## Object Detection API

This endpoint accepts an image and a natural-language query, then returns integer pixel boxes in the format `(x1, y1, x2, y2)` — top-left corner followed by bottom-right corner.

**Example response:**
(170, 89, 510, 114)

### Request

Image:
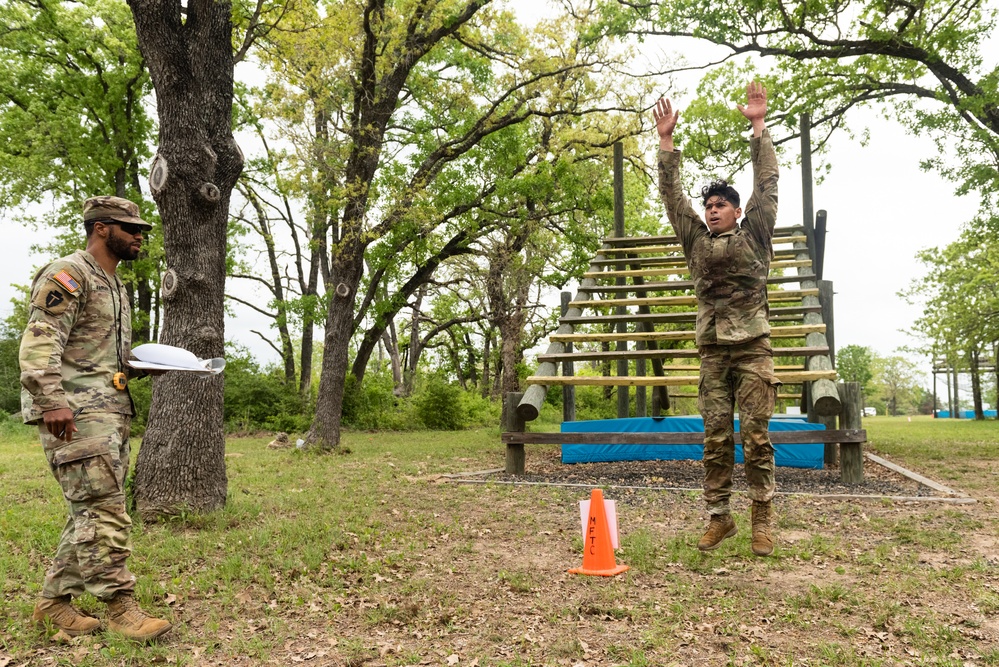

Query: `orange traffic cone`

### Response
(569, 488, 629, 577)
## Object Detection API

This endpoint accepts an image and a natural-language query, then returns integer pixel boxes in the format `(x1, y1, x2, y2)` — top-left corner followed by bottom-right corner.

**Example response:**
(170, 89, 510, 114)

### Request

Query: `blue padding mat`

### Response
(561, 416, 825, 469)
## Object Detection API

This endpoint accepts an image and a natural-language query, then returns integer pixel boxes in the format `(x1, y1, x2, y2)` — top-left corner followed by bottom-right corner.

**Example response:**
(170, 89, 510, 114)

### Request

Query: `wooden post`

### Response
(814, 210, 827, 281)
(818, 279, 835, 369)
(811, 411, 839, 467)
(839, 382, 863, 484)
(793, 240, 840, 416)
(561, 292, 575, 423)
(952, 358, 960, 418)
(517, 247, 609, 421)
(932, 367, 937, 418)
(800, 113, 816, 260)
(505, 392, 526, 474)
(636, 345, 647, 417)
(614, 142, 628, 419)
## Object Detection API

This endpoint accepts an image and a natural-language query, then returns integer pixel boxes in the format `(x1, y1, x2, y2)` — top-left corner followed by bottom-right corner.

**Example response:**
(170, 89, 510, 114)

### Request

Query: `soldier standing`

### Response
(654, 82, 780, 556)
(20, 196, 173, 640)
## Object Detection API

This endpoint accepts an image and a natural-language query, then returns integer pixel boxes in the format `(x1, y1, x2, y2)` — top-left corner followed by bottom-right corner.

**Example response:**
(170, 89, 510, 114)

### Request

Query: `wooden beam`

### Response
(589, 247, 801, 267)
(549, 324, 826, 344)
(601, 226, 805, 246)
(537, 346, 830, 363)
(577, 274, 817, 294)
(669, 392, 804, 399)
(571, 288, 819, 309)
(585, 259, 813, 280)
(559, 304, 821, 326)
(601, 235, 808, 255)
(524, 369, 838, 387)
(502, 428, 867, 445)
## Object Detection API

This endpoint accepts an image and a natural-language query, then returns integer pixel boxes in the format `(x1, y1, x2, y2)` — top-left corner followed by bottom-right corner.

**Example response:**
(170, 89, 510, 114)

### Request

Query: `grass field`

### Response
(1, 414, 996, 666)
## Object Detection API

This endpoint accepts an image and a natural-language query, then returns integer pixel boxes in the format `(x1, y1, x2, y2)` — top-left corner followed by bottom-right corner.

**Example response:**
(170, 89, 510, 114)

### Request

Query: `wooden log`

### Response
(812, 412, 839, 467)
(794, 241, 841, 416)
(504, 392, 526, 474)
(584, 258, 813, 280)
(839, 382, 864, 484)
(819, 279, 835, 368)
(538, 346, 830, 363)
(614, 147, 629, 420)
(589, 246, 800, 266)
(600, 225, 804, 246)
(501, 428, 867, 445)
(602, 235, 808, 255)
(675, 392, 804, 400)
(524, 369, 837, 387)
(577, 273, 817, 294)
(560, 292, 575, 423)
(570, 288, 819, 309)
(559, 304, 821, 326)
(550, 323, 826, 344)
(516, 248, 609, 422)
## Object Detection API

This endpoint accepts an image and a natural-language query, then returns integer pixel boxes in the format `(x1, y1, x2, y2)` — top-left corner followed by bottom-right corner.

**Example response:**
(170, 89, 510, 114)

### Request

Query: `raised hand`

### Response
(653, 97, 680, 151)
(736, 81, 767, 135)
(653, 97, 679, 138)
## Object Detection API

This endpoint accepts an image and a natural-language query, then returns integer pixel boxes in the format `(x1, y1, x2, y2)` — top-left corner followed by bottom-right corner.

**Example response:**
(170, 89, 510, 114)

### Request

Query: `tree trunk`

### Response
(481, 330, 492, 399)
(971, 348, 984, 420)
(128, 2, 243, 518)
(306, 242, 363, 452)
(464, 332, 479, 388)
(381, 326, 403, 388)
(134, 278, 152, 344)
(952, 352, 961, 418)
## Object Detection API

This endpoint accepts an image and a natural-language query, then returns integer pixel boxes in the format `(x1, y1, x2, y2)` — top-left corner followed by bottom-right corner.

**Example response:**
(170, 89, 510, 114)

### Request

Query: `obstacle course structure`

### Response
(503, 140, 867, 484)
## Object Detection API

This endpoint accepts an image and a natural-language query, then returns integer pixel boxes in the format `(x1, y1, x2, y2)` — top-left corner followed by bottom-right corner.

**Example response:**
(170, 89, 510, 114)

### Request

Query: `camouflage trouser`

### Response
(698, 336, 781, 515)
(38, 412, 136, 600)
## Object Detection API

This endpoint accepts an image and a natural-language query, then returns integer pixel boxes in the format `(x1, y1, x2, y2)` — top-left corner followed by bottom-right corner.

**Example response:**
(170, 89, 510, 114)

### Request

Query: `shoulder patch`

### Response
(32, 283, 74, 316)
(52, 269, 81, 293)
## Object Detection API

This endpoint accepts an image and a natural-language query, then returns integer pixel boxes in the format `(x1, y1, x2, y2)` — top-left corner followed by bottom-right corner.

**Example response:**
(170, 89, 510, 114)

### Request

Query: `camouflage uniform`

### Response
(21, 242, 139, 600)
(658, 130, 780, 515)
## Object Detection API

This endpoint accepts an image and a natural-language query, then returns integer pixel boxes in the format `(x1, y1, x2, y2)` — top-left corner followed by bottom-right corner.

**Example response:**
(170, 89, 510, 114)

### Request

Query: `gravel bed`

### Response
(480, 446, 937, 498)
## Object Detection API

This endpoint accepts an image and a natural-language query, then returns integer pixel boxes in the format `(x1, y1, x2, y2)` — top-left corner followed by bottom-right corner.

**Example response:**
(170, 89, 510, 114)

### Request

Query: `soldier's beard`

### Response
(106, 231, 141, 261)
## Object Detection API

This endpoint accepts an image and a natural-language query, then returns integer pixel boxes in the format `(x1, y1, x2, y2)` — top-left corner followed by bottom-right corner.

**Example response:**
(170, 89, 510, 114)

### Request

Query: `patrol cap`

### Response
(82, 196, 153, 230)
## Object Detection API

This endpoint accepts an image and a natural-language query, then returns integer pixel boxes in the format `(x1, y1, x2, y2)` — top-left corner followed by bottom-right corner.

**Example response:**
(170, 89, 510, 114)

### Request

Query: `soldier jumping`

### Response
(20, 196, 173, 640)
(654, 82, 781, 556)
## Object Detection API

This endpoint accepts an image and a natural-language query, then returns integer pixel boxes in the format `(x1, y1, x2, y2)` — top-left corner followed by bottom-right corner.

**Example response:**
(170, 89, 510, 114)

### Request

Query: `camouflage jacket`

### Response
(658, 130, 779, 346)
(20, 250, 134, 423)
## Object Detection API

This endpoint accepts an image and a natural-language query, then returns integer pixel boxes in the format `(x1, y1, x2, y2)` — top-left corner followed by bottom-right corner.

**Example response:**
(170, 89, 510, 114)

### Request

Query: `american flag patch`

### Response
(53, 270, 80, 293)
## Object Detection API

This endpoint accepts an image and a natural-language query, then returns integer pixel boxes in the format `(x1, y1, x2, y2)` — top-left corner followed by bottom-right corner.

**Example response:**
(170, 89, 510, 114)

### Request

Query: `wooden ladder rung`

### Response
(571, 288, 819, 309)
(577, 274, 817, 294)
(537, 346, 830, 363)
(524, 369, 837, 387)
(584, 259, 813, 280)
(549, 324, 826, 344)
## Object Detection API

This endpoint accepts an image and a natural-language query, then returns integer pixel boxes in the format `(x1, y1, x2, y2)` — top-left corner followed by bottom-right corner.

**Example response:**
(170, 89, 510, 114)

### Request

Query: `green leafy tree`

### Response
(903, 215, 999, 419)
(0, 0, 161, 339)
(126, 1, 285, 517)
(246, 0, 653, 452)
(837, 344, 875, 398)
(594, 0, 999, 201)
(871, 354, 923, 416)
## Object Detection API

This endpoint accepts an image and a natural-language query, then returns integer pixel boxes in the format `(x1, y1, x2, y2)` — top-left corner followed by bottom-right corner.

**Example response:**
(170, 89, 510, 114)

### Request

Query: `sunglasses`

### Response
(97, 220, 146, 236)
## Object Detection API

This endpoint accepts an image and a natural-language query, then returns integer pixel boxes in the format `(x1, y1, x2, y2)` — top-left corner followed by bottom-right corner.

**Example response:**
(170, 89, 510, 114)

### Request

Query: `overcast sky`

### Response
(0, 1, 984, 387)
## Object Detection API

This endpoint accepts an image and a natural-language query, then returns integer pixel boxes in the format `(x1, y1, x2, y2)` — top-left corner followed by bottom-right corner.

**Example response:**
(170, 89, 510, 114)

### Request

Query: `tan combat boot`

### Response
(32, 596, 102, 636)
(697, 513, 737, 551)
(105, 592, 172, 641)
(751, 500, 774, 556)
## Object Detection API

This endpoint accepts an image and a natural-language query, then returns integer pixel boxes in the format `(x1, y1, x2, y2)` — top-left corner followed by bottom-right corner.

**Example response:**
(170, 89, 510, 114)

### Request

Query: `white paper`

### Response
(128, 343, 225, 376)
(579, 498, 620, 549)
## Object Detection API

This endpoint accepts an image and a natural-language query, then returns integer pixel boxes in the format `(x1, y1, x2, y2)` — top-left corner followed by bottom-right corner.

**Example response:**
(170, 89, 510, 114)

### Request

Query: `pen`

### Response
(57, 408, 85, 439)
